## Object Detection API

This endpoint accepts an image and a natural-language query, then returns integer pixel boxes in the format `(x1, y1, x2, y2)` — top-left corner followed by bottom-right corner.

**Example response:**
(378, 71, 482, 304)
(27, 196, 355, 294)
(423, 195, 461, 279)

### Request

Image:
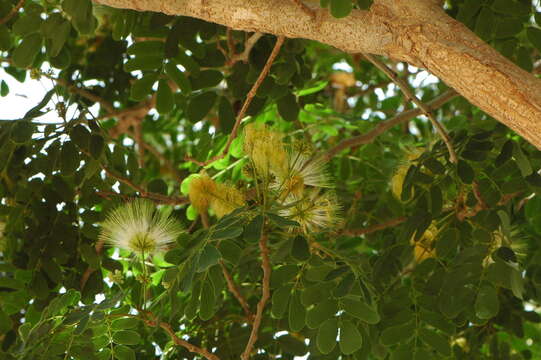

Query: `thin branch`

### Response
(322, 89, 458, 161)
(185, 36, 285, 167)
(457, 190, 522, 221)
(220, 261, 253, 319)
(241, 233, 271, 360)
(100, 165, 188, 205)
(0, 0, 24, 25)
(342, 216, 407, 236)
(362, 54, 458, 163)
(143, 312, 220, 360)
(228, 32, 264, 65)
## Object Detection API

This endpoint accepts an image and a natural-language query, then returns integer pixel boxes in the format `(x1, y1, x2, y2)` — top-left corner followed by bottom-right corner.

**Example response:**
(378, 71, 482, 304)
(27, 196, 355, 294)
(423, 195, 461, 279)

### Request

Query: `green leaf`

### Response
(475, 7, 494, 41)
(13, 13, 42, 37)
(114, 345, 135, 360)
(418, 328, 451, 356)
(10, 121, 34, 144)
(211, 226, 243, 241)
(124, 56, 163, 72)
(512, 142, 532, 177)
(306, 299, 338, 329)
(89, 134, 104, 159)
(156, 80, 174, 114)
(165, 62, 191, 93)
(291, 235, 310, 261)
(277, 93, 299, 121)
(42, 14, 71, 57)
(218, 239, 242, 264)
(187, 92, 217, 123)
(130, 73, 158, 101)
(191, 70, 223, 90)
(436, 227, 459, 259)
(70, 125, 90, 150)
(12, 34, 43, 68)
(277, 334, 308, 356)
(112, 330, 141, 345)
(199, 278, 216, 320)
(60, 141, 80, 175)
(272, 284, 292, 319)
(111, 318, 139, 330)
(317, 318, 338, 354)
(381, 321, 415, 346)
(0, 25, 12, 51)
(218, 96, 235, 133)
(475, 283, 499, 319)
(330, 0, 353, 18)
(527, 27, 541, 52)
(341, 298, 380, 324)
(289, 290, 306, 332)
(197, 245, 222, 272)
(244, 215, 264, 242)
(0, 80, 8, 97)
(127, 41, 164, 56)
(457, 160, 474, 184)
(339, 320, 363, 355)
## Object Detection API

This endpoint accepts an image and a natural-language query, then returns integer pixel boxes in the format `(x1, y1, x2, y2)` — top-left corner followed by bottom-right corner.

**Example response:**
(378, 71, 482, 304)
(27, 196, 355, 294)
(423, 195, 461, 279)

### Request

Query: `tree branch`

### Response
(220, 261, 253, 320)
(94, 0, 541, 152)
(227, 32, 264, 65)
(142, 312, 220, 360)
(322, 89, 458, 161)
(362, 54, 457, 163)
(343, 216, 407, 236)
(241, 233, 271, 360)
(0, 0, 24, 25)
(185, 36, 285, 166)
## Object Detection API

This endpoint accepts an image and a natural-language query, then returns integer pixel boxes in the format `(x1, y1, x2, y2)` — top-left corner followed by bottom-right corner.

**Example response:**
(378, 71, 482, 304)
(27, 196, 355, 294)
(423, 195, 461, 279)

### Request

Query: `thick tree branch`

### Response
(94, 0, 541, 151)
(322, 89, 458, 161)
(241, 233, 271, 360)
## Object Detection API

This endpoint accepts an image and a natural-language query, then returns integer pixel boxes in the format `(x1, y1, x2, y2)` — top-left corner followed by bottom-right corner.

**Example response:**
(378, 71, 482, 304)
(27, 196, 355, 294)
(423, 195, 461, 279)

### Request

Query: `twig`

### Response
(322, 89, 458, 160)
(241, 233, 271, 360)
(362, 54, 458, 163)
(0, 0, 24, 25)
(342, 216, 407, 236)
(100, 165, 188, 205)
(228, 32, 264, 65)
(185, 36, 285, 167)
(457, 191, 522, 221)
(143, 312, 220, 360)
(220, 261, 253, 319)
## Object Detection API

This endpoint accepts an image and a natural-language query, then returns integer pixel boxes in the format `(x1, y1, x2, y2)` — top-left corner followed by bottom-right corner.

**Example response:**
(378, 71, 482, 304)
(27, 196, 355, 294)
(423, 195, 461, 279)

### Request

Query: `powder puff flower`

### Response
(99, 199, 183, 257)
(243, 123, 288, 178)
(278, 190, 340, 234)
(188, 174, 245, 218)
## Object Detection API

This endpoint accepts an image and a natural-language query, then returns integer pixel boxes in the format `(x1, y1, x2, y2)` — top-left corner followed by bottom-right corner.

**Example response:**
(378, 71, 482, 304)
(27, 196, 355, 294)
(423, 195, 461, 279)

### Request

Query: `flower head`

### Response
(243, 123, 287, 178)
(279, 190, 340, 233)
(188, 174, 218, 213)
(99, 199, 183, 257)
(211, 182, 245, 218)
(274, 151, 331, 198)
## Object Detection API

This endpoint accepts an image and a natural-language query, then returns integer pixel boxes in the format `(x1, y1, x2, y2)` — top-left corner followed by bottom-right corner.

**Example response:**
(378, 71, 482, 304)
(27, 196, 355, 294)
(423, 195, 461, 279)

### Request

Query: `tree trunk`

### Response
(94, 0, 541, 150)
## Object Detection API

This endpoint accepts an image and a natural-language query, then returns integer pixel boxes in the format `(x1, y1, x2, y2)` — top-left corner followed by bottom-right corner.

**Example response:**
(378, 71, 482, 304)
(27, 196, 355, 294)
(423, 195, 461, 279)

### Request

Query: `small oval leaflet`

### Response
(339, 320, 363, 355)
(316, 318, 338, 354)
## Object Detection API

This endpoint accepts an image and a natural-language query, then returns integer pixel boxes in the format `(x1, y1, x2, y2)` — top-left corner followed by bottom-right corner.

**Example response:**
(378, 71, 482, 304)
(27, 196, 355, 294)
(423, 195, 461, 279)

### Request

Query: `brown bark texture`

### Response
(93, 0, 541, 150)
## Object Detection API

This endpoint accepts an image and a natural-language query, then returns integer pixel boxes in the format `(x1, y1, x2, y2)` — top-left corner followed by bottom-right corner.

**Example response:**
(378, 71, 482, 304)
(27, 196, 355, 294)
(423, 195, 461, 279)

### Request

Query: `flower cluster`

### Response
(244, 123, 339, 233)
(99, 199, 183, 257)
(188, 174, 245, 218)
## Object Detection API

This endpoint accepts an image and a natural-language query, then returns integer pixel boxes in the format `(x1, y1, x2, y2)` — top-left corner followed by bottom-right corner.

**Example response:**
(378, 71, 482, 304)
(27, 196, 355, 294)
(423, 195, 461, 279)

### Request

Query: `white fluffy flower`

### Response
(99, 199, 183, 256)
(278, 190, 340, 233)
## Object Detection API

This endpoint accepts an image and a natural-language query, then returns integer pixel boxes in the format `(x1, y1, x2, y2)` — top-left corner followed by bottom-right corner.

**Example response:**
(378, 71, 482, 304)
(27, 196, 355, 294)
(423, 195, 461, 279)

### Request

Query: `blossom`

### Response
(411, 222, 438, 262)
(278, 190, 340, 233)
(243, 123, 287, 178)
(188, 174, 245, 218)
(188, 174, 218, 213)
(99, 199, 183, 257)
(273, 151, 331, 198)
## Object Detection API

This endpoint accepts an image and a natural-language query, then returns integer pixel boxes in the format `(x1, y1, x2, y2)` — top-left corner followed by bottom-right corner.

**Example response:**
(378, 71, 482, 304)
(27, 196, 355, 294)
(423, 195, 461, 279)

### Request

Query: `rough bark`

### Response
(93, 0, 541, 150)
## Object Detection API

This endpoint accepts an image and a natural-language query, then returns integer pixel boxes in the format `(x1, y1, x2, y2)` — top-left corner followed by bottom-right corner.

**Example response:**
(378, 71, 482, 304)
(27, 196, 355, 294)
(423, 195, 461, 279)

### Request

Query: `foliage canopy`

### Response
(1, 0, 541, 359)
